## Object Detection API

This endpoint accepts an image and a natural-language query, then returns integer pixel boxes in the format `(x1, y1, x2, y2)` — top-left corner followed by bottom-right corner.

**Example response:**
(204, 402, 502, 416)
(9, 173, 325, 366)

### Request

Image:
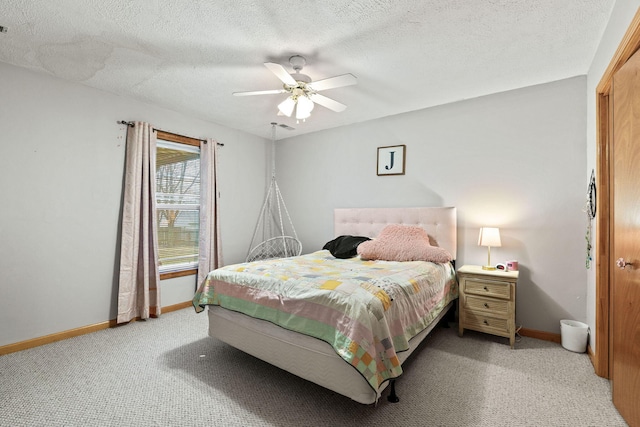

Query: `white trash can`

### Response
(560, 320, 589, 353)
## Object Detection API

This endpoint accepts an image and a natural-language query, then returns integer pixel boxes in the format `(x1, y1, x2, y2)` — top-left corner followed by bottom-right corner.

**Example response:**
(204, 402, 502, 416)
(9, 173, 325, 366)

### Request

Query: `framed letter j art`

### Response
(377, 144, 406, 176)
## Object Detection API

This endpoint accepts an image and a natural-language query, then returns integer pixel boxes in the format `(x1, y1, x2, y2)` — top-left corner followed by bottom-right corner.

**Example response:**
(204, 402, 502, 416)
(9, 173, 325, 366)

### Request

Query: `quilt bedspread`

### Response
(192, 250, 457, 392)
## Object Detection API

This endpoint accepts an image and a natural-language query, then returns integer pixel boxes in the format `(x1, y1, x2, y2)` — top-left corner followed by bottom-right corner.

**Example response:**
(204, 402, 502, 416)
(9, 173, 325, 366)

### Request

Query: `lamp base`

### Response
(482, 265, 497, 271)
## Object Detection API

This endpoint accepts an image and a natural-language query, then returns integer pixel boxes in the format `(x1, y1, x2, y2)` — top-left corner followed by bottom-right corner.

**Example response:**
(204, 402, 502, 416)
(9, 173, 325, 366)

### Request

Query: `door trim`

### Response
(595, 8, 640, 379)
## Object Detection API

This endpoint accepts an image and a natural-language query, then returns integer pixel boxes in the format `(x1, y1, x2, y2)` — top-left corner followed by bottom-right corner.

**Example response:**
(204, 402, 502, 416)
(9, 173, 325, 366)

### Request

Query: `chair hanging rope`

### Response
(246, 123, 301, 262)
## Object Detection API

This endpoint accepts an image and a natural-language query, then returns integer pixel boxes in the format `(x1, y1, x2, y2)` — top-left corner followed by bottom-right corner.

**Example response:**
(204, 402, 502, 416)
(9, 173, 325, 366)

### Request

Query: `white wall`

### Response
(585, 0, 640, 351)
(276, 77, 587, 334)
(0, 62, 268, 346)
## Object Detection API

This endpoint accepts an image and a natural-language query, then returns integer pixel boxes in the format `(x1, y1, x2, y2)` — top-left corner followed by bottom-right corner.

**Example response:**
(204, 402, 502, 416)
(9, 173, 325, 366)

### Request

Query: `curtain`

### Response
(117, 122, 161, 323)
(197, 138, 222, 286)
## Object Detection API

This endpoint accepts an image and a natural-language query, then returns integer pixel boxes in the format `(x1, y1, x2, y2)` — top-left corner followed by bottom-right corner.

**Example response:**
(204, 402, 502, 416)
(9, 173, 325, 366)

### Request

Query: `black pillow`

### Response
(322, 235, 371, 259)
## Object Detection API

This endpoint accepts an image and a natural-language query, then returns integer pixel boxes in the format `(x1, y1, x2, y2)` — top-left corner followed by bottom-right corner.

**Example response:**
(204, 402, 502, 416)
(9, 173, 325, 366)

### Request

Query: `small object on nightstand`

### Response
(457, 264, 519, 348)
(506, 260, 519, 271)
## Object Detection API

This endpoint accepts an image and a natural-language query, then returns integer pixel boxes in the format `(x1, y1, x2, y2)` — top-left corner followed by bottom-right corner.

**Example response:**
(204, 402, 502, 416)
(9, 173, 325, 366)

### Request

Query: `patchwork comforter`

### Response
(192, 250, 458, 392)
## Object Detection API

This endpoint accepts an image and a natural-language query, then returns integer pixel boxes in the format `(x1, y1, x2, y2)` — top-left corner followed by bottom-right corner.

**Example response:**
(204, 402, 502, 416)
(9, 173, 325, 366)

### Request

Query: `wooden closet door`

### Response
(611, 46, 640, 427)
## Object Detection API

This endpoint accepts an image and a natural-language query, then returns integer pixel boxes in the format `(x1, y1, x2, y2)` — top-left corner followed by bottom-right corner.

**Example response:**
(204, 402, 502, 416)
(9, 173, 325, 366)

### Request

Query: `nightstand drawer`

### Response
(464, 295, 508, 315)
(464, 278, 510, 300)
(463, 310, 509, 334)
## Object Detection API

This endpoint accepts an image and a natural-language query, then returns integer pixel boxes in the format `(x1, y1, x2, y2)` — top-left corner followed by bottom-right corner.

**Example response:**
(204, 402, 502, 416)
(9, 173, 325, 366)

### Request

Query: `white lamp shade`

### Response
(295, 95, 314, 120)
(478, 227, 501, 247)
(277, 97, 295, 117)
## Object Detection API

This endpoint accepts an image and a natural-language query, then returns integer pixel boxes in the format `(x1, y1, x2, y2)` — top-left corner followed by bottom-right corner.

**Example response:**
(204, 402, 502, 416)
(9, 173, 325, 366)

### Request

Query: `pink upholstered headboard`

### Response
(334, 207, 457, 260)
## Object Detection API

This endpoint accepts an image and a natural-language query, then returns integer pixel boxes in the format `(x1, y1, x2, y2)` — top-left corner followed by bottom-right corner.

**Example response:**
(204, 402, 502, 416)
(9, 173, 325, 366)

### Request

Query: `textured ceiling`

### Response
(0, 0, 614, 140)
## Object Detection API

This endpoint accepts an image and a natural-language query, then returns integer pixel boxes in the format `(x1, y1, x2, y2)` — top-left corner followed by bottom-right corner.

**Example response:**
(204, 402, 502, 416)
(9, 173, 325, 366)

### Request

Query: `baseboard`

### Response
(0, 301, 192, 356)
(0, 309, 574, 356)
(518, 327, 561, 343)
(585, 342, 609, 378)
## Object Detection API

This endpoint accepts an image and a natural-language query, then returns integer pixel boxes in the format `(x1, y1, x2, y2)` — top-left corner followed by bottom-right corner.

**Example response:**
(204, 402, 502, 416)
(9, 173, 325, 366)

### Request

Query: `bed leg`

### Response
(440, 306, 456, 328)
(387, 379, 400, 403)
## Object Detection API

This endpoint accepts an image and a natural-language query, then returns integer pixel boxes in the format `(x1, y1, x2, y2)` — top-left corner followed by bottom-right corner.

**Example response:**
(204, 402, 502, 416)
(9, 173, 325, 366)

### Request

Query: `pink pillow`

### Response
(357, 224, 452, 263)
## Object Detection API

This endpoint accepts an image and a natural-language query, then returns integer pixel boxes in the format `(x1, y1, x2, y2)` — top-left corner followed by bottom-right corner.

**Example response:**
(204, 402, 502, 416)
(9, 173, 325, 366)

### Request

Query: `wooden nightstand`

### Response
(457, 265, 519, 348)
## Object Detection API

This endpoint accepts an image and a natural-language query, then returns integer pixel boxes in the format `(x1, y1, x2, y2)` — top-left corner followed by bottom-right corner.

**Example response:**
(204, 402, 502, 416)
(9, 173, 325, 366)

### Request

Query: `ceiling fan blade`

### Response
(264, 62, 297, 86)
(233, 89, 287, 96)
(308, 73, 357, 91)
(309, 94, 347, 112)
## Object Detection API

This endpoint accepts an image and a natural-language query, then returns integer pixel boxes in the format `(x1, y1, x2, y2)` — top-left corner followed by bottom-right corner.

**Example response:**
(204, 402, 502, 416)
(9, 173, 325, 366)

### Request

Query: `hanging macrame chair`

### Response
(246, 123, 302, 262)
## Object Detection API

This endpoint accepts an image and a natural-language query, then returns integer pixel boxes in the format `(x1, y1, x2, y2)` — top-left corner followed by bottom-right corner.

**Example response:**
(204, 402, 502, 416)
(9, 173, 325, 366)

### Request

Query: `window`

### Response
(155, 131, 201, 277)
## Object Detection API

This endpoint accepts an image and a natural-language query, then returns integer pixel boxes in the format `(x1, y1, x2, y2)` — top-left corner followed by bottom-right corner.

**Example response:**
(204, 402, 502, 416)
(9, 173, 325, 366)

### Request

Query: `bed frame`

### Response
(207, 207, 457, 404)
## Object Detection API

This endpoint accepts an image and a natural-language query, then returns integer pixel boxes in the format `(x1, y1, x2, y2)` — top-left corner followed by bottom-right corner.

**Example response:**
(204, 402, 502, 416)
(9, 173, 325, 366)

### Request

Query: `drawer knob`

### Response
(483, 320, 489, 325)
(483, 286, 488, 291)
(484, 303, 489, 308)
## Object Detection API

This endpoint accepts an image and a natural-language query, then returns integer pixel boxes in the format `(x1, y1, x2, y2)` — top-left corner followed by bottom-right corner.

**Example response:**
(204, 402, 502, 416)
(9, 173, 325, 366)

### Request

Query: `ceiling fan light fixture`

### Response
(296, 95, 314, 120)
(235, 55, 356, 123)
(277, 97, 295, 117)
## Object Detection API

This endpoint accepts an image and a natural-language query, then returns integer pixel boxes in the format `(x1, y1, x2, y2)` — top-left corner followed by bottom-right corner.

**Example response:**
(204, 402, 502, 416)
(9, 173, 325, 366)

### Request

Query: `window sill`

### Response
(160, 268, 197, 280)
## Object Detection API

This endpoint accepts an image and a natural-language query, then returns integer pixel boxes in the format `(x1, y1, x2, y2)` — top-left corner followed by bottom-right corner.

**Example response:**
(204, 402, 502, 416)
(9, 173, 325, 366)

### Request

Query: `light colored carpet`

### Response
(0, 308, 628, 427)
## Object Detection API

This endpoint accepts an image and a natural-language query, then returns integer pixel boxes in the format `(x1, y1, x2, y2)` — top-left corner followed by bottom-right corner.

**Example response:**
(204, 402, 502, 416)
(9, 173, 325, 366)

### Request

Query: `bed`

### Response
(192, 207, 457, 404)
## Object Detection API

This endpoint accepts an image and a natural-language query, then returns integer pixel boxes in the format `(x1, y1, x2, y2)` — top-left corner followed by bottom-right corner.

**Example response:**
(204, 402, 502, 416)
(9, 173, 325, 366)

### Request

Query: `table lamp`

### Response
(478, 227, 501, 270)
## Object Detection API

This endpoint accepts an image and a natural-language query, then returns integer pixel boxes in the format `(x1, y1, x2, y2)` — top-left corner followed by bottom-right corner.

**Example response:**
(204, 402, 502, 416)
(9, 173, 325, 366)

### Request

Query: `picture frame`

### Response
(377, 144, 406, 176)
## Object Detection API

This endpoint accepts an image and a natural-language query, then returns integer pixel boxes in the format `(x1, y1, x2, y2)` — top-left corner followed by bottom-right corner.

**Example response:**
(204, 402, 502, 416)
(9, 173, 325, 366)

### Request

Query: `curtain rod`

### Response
(118, 120, 224, 146)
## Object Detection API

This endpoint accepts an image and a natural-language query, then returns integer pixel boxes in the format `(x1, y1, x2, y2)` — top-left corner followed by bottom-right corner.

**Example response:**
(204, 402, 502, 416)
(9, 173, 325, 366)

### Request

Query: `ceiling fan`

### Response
(233, 55, 357, 122)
